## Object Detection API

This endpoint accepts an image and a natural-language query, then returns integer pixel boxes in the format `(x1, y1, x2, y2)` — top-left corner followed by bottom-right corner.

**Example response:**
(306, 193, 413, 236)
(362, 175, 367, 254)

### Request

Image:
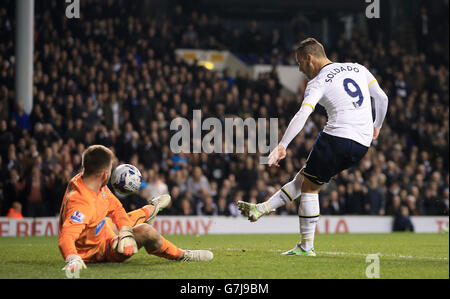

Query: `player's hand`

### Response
(268, 145, 287, 167)
(112, 225, 138, 256)
(373, 127, 380, 140)
(62, 254, 87, 271)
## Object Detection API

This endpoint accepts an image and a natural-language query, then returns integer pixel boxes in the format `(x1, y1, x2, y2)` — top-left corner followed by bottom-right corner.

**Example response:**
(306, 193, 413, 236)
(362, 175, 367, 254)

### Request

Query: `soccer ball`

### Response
(110, 164, 142, 197)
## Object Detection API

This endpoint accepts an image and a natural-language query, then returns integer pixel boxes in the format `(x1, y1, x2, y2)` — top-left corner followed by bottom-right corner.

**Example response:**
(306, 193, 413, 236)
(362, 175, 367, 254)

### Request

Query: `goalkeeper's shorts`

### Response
(301, 131, 368, 185)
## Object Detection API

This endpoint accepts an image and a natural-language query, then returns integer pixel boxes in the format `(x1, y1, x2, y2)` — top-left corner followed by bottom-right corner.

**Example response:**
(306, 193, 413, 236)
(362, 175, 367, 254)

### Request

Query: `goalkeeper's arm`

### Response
(59, 225, 87, 271)
(62, 254, 87, 271)
(106, 190, 138, 256)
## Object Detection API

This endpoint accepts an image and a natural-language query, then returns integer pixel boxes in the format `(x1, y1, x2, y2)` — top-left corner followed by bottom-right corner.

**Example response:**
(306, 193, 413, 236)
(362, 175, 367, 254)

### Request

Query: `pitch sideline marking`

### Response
(317, 250, 449, 261)
(215, 248, 449, 261)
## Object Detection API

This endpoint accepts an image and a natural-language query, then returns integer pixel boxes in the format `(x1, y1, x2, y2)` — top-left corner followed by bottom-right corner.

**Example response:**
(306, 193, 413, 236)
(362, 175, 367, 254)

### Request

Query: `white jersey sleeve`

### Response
(279, 104, 314, 149)
(278, 62, 387, 149)
(365, 68, 389, 129)
(302, 79, 324, 111)
(278, 79, 322, 149)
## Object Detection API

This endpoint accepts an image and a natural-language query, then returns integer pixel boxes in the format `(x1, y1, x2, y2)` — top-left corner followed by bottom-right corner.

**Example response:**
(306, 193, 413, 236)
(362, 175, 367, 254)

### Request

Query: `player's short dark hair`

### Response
(294, 38, 327, 59)
(81, 145, 114, 176)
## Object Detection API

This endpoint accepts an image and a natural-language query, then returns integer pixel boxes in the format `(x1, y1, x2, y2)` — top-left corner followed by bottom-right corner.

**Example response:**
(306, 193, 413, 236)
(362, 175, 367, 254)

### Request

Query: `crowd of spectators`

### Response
(0, 1, 448, 220)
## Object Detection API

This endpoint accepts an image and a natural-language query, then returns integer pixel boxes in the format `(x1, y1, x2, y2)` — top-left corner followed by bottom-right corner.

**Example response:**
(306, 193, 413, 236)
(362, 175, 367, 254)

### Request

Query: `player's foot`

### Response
(237, 201, 271, 222)
(178, 250, 214, 262)
(237, 201, 263, 222)
(146, 194, 171, 225)
(282, 243, 316, 256)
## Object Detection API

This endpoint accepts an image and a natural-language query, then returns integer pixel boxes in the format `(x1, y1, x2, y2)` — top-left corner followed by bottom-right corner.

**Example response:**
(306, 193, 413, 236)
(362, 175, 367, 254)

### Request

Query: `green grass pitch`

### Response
(0, 233, 448, 279)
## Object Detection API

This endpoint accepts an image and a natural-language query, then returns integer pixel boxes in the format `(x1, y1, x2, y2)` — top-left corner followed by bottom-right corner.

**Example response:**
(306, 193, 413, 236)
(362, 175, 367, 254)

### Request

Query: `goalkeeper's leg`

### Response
(133, 223, 213, 262)
(126, 194, 172, 227)
(127, 205, 154, 227)
(108, 207, 153, 236)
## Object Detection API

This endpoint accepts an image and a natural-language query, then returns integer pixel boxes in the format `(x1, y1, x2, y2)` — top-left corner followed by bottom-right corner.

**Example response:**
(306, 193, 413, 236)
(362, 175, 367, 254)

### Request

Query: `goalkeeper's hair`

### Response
(294, 37, 327, 59)
(81, 144, 114, 176)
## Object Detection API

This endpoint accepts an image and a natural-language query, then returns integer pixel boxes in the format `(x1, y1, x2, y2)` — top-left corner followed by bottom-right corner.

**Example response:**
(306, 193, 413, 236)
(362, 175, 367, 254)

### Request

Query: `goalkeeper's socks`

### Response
(268, 176, 302, 210)
(127, 206, 152, 226)
(146, 236, 183, 260)
(298, 193, 320, 251)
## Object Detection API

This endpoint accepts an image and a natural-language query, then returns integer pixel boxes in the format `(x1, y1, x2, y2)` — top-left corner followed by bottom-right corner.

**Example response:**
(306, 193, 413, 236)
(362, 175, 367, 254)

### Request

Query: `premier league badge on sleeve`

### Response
(70, 211, 86, 223)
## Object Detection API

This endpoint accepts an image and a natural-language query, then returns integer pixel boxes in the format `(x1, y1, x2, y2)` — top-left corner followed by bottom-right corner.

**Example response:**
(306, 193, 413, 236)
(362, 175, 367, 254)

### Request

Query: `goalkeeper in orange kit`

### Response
(58, 145, 213, 271)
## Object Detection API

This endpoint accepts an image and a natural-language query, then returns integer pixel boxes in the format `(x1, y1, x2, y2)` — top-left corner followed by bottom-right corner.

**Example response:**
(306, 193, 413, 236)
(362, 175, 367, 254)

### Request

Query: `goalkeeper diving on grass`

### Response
(59, 145, 213, 272)
(238, 38, 389, 256)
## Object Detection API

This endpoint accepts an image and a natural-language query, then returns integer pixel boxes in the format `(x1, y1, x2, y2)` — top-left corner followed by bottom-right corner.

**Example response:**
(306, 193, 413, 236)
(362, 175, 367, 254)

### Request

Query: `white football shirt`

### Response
(302, 62, 377, 147)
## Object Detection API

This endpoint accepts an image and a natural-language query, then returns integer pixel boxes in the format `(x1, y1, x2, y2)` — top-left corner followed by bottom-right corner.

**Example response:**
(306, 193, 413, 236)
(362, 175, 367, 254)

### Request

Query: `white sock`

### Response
(268, 175, 303, 210)
(298, 193, 320, 251)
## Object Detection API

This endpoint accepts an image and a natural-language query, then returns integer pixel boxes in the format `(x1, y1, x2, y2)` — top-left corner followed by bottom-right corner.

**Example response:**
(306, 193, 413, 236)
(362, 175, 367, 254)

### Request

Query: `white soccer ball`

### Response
(110, 164, 142, 197)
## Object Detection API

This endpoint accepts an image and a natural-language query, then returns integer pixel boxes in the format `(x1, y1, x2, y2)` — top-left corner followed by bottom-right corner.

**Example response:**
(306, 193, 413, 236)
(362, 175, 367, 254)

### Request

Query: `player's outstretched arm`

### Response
(62, 254, 87, 271)
(268, 144, 287, 167)
(271, 104, 314, 166)
(58, 201, 90, 271)
(270, 78, 320, 164)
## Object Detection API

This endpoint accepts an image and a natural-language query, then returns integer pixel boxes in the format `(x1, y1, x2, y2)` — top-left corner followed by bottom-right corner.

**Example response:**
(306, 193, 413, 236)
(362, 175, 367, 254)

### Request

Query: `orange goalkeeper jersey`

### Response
(58, 173, 132, 262)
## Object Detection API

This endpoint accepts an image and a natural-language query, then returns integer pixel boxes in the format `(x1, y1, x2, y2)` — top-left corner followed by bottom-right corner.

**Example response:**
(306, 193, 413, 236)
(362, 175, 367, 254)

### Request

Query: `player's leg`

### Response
(238, 171, 304, 222)
(284, 174, 322, 255)
(132, 223, 213, 261)
(283, 134, 369, 256)
(283, 132, 334, 256)
(126, 194, 172, 228)
(127, 205, 154, 227)
(147, 194, 171, 225)
(132, 223, 181, 259)
(120, 194, 212, 261)
(238, 133, 329, 221)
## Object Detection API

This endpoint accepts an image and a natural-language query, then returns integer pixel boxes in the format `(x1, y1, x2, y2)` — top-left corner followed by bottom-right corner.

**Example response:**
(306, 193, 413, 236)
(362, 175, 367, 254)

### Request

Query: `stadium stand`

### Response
(0, 0, 448, 218)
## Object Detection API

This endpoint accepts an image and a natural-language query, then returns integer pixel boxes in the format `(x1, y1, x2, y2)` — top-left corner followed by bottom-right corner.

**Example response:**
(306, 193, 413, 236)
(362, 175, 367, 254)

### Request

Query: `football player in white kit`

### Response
(238, 38, 389, 256)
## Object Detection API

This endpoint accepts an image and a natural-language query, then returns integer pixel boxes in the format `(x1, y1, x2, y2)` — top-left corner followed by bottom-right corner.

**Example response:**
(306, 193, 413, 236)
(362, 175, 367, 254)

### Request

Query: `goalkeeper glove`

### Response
(112, 225, 138, 256)
(61, 254, 87, 271)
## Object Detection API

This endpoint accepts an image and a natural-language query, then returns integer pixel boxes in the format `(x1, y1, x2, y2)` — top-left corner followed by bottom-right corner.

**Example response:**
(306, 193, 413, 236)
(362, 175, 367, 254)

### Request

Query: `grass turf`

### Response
(0, 233, 448, 279)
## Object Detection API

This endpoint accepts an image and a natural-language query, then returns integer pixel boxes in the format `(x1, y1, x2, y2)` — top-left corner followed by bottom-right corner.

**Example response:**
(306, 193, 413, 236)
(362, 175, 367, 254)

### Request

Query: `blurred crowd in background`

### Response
(0, 0, 448, 223)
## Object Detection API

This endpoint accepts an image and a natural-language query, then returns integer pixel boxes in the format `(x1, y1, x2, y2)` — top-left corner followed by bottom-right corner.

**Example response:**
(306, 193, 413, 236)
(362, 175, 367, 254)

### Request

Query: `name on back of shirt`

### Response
(325, 65, 360, 83)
